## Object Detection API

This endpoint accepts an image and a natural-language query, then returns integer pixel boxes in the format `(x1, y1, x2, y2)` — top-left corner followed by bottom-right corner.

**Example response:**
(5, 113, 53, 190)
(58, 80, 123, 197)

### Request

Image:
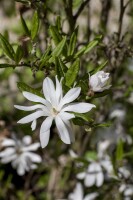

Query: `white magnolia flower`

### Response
(77, 157, 113, 187)
(0, 136, 42, 176)
(15, 76, 95, 148)
(119, 184, 133, 200)
(89, 71, 111, 92)
(68, 182, 98, 200)
(118, 166, 131, 179)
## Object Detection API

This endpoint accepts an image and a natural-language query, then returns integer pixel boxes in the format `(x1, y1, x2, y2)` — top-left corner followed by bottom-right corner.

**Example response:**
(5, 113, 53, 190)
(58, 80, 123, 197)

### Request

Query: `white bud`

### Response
(89, 71, 111, 92)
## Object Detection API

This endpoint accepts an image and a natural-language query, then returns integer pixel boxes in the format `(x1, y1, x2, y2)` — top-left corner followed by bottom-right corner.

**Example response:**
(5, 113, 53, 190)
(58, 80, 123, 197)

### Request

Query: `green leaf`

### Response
(74, 112, 94, 122)
(84, 35, 102, 54)
(84, 151, 97, 161)
(39, 46, 52, 68)
(92, 122, 112, 128)
(49, 36, 67, 63)
(75, 35, 102, 58)
(78, 79, 88, 94)
(56, 16, 61, 31)
(20, 14, 30, 36)
(31, 11, 39, 40)
(0, 34, 15, 60)
(92, 89, 112, 98)
(15, 45, 23, 64)
(68, 27, 78, 56)
(65, 59, 80, 87)
(89, 60, 108, 75)
(55, 57, 65, 79)
(0, 64, 16, 68)
(17, 82, 43, 97)
(49, 25, 62, 45)
(116, 139, 124, 161)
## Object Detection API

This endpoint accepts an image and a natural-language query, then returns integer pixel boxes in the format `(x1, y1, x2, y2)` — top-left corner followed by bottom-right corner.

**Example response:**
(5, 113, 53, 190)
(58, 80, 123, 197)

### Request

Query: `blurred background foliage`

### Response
(0, 0, 133, 199)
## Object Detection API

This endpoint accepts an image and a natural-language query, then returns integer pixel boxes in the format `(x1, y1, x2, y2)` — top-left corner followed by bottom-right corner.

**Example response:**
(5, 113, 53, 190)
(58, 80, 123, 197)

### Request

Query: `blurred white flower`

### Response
(97, 140, 111, 158)
(127, 92, 133, 104)
(68, 182, 98, 200)
(0, 135, 41, 176)
(118, 166, 131, 179)
(109, 108, 125, 122)
(77, 162, 104, 187)
(119, 184, 133, 200)
(89, 71, 111, 92)
(77, 157, 113, 187)
(15, 76, 95, 148)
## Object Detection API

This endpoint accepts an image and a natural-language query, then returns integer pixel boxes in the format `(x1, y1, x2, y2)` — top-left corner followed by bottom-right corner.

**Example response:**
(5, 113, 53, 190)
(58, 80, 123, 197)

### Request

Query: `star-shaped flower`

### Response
(15, 76, 96, 148)
(0, 135, 41, 176)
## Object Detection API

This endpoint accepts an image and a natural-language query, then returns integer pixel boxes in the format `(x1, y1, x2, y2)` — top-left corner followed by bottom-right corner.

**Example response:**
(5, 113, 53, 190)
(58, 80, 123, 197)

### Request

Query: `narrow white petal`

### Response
(62, 103, 96, 113)
(59, 87, 81, 108)
(0, 148, 15, 157)
(22, 143, 40, 152)
(1, 154, 17, 163)
(43, 77, 57, 107)
(17, 161, 26, 176)
(17, 110, 44, 124)
(22, 135, 32, 145)
(55, 76, 63, 104)
(85, 174, 95, 187)
(96, 171, 104, 187)
(77, 172, 86, 179)
(85, 164, 96, 187)
(64, 120, 75, 143)
(40, 116, 53, 133)
(84, 192, 98, 200)
(55, 116, 71, 144)
(94, 163, 104, 187)
(23, 91, 46, 105)
(125, 187, 133, 196)
(30, 164, 37, 169)
(74, 183, 84, 200)
(39, 116, 53, 148)
(58, 112, 75, 121)
(31, 119, 37, 131)
(14, 104, 45, 111)
(40, 129, 50, 148)
(24, 152, 42, 163)
(1, 139, 15, 147)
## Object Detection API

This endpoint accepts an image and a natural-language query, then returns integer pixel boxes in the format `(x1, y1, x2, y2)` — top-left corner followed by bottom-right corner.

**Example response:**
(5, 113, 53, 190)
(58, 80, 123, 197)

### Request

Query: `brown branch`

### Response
(74, 0, 90, 21)
(118, 0, 131, 40)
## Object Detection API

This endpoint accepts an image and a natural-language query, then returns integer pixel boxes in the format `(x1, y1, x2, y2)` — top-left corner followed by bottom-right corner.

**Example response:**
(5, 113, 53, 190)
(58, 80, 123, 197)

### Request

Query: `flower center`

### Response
(51, 107, 59, 117)
(16, 147, 23, 155)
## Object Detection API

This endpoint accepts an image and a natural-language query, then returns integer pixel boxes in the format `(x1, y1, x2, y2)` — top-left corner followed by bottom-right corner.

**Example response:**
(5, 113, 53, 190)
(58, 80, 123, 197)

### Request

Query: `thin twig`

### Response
(74, 0, 90, 21)
(118, 0, 131, 39)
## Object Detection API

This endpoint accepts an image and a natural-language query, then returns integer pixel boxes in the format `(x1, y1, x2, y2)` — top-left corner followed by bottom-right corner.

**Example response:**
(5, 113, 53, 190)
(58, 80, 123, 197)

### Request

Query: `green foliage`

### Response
(84, 151, 98, 161)
(49, 36, 67, 63)
(116, 139, 124, 161)
(49, 25, 62, 45)
(0, 1, 133, 199)
(17, 82, 43, 97)
(68, 27, 78, 56)
(0, 34, 15, 60)
(0, 64, 16, 68)
(20, 14, 30, 36)
(65, 58, 80, 87)
(31, 11, 40, 40)
(75, 35, 102, 58)
(15, 45, 23, 64)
